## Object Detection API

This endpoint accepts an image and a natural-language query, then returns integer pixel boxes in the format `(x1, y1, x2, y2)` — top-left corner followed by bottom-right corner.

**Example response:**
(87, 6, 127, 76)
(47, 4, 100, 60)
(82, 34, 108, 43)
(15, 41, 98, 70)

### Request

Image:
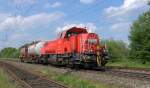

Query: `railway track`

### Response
(104, 69, 150, 82)
(106, 66, 150, 72)
(51, 65, 150, 82)
(0, 61, 68, 88)
(1, 59, 150, 82)
(84, 66, 150, 81)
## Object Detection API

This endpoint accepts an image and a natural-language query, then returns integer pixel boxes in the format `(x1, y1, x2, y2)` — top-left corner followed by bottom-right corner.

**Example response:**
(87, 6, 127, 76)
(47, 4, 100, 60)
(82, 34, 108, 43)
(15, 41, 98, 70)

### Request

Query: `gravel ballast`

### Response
(5, 61, 150, 88)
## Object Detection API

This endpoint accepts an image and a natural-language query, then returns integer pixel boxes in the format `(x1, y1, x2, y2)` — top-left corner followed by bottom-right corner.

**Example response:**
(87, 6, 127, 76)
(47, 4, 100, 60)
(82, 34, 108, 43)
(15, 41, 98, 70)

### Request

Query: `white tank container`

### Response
(20, 47, 26, 54)
(28, 44, 36, 55)
(35, 41, 46, 55)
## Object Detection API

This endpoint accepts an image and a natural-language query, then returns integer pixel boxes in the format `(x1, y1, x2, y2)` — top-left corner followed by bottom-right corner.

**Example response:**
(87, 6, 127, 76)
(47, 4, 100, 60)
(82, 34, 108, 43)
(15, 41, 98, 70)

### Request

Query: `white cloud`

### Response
(0, 12, 64, 49)
(111, 22, 131, 32)
(0, 12, 64, 31)
(0, 13, 11, 22)
(56, 23, 96, 33)
(45, 2, 62, 8)
(107, 22, 132, 44)
(80, 0, 95, 4)
(104, 0, 149, 17)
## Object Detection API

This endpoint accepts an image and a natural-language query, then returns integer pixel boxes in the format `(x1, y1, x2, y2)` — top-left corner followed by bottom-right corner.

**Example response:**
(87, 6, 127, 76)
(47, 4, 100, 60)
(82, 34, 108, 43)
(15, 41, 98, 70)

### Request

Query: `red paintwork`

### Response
(41, 27, 100, 55)
(41, 39, 71, 54)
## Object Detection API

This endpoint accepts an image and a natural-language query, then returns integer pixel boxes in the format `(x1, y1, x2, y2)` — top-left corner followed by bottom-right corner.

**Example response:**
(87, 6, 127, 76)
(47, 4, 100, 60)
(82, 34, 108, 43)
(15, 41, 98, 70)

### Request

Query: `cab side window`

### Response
(65, 32, 71, 38)
(65, 31, 78, 38)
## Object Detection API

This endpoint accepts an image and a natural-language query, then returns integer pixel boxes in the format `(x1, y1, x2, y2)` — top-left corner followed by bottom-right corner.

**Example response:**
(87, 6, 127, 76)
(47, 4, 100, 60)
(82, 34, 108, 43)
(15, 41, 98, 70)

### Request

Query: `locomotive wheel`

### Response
(39, 57, 48, 65)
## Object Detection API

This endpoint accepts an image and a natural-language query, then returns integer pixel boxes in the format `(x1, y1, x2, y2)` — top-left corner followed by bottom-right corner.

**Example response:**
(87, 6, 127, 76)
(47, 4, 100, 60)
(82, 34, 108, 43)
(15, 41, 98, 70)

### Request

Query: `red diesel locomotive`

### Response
(20, 27, 109, 68)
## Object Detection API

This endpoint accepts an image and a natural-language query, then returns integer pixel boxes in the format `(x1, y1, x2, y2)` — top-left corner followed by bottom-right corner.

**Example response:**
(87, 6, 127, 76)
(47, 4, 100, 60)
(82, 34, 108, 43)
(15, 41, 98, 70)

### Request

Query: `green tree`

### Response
(0, 47, 19, 58)
(129, 10, 150, 63)
(102, 40, 129, 62)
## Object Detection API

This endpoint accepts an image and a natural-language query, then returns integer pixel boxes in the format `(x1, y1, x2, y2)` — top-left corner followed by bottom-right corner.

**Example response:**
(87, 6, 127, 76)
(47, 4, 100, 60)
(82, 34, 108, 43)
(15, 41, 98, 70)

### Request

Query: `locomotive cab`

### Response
(60, 27, 106, 68)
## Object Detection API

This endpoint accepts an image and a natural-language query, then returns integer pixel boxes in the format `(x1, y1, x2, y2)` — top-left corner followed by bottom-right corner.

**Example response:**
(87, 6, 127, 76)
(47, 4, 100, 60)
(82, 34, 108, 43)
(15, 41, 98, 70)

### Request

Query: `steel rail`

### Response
(0, 61, 68, 88)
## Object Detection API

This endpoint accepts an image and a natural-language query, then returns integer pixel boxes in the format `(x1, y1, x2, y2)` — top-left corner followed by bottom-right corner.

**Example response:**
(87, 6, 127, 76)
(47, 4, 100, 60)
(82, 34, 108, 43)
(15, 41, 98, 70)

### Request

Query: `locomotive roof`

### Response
(66, 27, 88, 33)
(58, 27, 88, 38)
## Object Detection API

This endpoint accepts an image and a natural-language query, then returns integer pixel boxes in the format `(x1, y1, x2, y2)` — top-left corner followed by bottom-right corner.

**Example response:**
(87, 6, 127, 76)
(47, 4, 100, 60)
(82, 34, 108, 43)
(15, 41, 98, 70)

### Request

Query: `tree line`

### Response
(0, 47, 19, 58)
(105, 7, 150, 64)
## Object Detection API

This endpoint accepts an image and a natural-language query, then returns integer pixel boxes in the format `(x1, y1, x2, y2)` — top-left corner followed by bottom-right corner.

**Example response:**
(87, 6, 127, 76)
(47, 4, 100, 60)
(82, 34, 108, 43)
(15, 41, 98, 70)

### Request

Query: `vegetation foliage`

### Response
(0, 47, 19, 58)
(102, 40, 129, 62)
(0, 68, 16, 88)
(105, 7, 150, 65)
(129, 10, 150, 63)
(42, 68, 116, 88)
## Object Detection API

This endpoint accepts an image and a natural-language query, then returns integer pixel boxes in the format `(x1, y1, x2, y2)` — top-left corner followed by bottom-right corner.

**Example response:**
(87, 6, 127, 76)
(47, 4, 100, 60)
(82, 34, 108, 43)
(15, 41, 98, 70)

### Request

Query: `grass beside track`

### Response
(0, 68, 16, 88)
(41, 68, 116, 88)
(107, 59, 150, 69)
(0, 58, 19, 61)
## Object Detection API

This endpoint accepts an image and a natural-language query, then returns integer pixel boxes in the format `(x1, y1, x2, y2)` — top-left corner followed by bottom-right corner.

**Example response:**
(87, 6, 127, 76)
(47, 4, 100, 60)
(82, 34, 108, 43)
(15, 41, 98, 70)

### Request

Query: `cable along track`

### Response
(0, 61, 67, 88)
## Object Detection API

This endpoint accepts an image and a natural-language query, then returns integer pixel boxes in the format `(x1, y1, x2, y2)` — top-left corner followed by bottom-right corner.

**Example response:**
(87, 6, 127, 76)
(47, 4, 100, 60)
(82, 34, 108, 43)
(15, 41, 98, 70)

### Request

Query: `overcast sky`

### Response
(0, 0, 149, 49)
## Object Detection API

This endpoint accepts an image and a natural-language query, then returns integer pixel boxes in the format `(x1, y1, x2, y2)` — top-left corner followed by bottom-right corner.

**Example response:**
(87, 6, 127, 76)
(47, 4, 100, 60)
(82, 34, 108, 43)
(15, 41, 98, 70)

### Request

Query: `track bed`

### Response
(0, 61, 67, 88)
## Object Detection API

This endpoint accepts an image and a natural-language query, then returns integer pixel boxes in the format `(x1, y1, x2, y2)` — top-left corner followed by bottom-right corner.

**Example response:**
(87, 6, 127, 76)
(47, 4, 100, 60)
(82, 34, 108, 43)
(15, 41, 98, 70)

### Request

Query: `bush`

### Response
(0, 47, 19, 58)
(102, 40, 129, 62)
